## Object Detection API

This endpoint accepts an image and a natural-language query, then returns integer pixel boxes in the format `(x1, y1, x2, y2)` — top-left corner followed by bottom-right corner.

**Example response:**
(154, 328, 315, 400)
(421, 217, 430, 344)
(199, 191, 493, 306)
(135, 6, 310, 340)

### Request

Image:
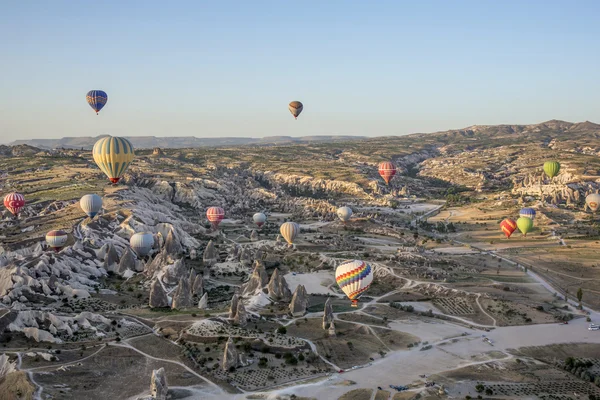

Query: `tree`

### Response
(577, 287, 584, 307)
(475, 383, 484, 393)
(277, 326, 287, 335)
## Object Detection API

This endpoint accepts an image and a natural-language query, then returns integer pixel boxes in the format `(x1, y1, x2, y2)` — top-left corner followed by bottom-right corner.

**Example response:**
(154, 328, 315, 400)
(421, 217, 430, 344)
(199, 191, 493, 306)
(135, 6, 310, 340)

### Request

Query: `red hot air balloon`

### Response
(206, 207, 225, 229)
(4, 192, 25, 216)
(500, 218, 517, 238)
(378, 162, 396, 185)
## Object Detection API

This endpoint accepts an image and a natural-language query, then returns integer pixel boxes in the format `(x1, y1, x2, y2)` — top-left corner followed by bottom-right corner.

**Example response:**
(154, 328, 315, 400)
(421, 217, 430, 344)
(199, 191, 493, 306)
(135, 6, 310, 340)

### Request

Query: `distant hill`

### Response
(9, 135, 367, 150)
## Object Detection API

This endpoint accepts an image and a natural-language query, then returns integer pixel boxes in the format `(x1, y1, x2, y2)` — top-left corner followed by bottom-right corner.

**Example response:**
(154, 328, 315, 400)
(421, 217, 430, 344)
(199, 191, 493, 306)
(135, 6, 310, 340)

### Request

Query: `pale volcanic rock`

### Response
(229, 294, 240, 319)
(323, 297, 334, 329)
(149, 279, 169, 308)
(197, 292, 208, 309)
(0, 354, 16, 379)
(164, 229, 182, 256)
(150, 367, 168, 400)
(117, 247, 137, 275)
(289, 284, 308, 316)
(192, 275, 203, 296)
(222, 337, 247, 371)
(233, 301, 248, 327)
(171, 276, 193, 309)
(162, 259, 187, 286)
(267, 268, 292, 301)
(103, 243, 120, 273)
(240, 261, 269, 297)
(250, 230, 258, 241)
(203, 240, 217, 266)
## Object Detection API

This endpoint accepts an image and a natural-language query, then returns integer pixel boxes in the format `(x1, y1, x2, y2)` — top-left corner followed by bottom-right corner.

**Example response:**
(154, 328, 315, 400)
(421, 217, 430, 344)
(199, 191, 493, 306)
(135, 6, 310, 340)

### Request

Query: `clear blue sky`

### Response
(1, 0, 599, 141)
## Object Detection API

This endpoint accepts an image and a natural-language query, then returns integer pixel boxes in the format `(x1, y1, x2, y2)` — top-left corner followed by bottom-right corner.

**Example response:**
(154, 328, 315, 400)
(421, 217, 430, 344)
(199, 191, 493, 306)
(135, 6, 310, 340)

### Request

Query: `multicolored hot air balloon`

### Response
(378, 162, 396, 185)
(4, 192, 25, 216)
(92, 136, 135, 184)
(46, 230, 68, 252)
(586, 194, 600, 213)
(500, 218, 517, 238)
(130, 232, 154, 257)
(207, 207, 225, 229)
(80, 194, 102, 219)
(519, 208, 536, 220)
(335, 260, 374, 307)
(86, 90, 108, 115)
(280, 222, 300, 245)
(543, 161, 560, 179)
(516, 217, 534, 237)
(288, 101, 303, 119)
(253, 212, 267, 227)
(337, 206, 353, 224)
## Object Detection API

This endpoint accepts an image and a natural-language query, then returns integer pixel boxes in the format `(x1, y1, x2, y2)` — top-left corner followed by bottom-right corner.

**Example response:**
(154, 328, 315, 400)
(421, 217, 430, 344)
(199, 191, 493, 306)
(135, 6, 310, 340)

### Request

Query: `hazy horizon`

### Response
(1, 1, 599, 141)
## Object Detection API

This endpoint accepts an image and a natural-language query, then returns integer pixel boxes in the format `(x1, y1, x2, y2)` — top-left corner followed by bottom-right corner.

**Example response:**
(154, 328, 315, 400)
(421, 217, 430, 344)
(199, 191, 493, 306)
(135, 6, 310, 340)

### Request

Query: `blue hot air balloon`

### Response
(519, 207, 536, 220)
(80, 194, 103, 219)
(86, 90, 108, 114)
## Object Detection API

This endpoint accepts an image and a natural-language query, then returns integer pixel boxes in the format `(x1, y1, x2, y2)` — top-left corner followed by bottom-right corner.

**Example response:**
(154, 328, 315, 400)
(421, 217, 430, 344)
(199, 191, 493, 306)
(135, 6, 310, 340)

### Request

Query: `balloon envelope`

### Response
(207, 207, 225, 228)
(93, 136, 135, 184)
(586, 194, 600, 212)
(378, 162, 396, 185)
(86, 90, 108, 114)
(4, 192, 25, 216)
(543, 161, 560, 178)
(46, 230, 68, 251)
(516, 217, 534, 236)
(335, 260, 373, 306)
(130, 232, 154, 257)
(253, 212, 267, 227)
(280, 222, 300, 245)
(80, 194, 102, 218)
(519, 208, 536, 220)
(288, 101, 303, 119)
(337, 206, 353, 223)
(500, 218, 517, 238)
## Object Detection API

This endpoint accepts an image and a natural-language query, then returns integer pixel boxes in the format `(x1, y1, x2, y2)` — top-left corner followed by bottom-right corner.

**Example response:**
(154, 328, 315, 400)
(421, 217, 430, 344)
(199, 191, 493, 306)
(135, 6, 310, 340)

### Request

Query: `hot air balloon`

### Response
(3, 192, 25, 216)
(46, 230, 68, 252)
(378, 162, 396, 185)
(86, 90, 108, 114)
(130, 232, 154, 257)
(253, 212, 267, 228)
(519, 208, 536, 220)
(337, 206, 353, 224)
(500, 218, 517, 239)
(80, 194, 102, 219)
(280, 222, 300, 245)
(586, 194, 600, 213)
(207, 207, 225, 229)
(288, 101, 303, 119)
(92, 136, 135, 184)
(543, 161, 560, 179)
(516, 217, 534, 237)
(335, 260, 374, 307)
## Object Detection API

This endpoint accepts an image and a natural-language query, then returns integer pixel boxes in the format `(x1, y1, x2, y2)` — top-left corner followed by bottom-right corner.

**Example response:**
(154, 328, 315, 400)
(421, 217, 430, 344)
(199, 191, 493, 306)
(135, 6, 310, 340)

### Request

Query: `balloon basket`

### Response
(351, 300, 358, 307)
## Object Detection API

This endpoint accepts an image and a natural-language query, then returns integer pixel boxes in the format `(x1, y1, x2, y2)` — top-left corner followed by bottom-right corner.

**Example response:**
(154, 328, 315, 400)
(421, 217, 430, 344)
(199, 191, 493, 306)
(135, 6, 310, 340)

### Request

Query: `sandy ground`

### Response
(431, 247, 478, 254)
(284, 271, 336, 295)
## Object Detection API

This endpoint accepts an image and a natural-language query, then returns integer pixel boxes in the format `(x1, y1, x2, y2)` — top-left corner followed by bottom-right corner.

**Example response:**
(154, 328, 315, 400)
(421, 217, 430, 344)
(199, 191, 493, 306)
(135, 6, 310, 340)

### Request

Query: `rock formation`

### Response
(103, 243, 120, 273)
(189, 248, 197, 260)
(229, 294, 240, 319)
(289, 284, 308, 316)
(328, 321, 336, 337)
(240, 261, 269, 297)
(203, 240, 217, 266)
(222, 337, 247, 371)
(171, 276, 193, 309)
(117, 247, 138, 275)
(192, 274, 203, 296)
(150, 367, 168, 400)
(233, 301, 248, 327)
(323, 297, 334, 329)
(198, 292, 208, 309)
(164, 229, 182, 256)
(162, 259, 187, 285)
(149, 279, 169, 308)
(152, 147, 164, 157)
(267, 268, 292, 301)
(250, 230, 258, 241)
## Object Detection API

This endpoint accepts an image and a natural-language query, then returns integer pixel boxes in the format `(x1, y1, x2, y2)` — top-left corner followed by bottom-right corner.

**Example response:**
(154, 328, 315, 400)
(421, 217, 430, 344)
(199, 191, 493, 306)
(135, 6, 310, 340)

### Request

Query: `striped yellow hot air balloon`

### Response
(280, 222, 300, 245)
(92, 136, 135, 184)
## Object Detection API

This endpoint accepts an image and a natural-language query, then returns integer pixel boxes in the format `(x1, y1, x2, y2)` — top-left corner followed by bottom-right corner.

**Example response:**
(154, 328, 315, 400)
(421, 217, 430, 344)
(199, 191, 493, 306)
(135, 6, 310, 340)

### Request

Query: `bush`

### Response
(277, 326, 287, 335)
(475, 383, 484, 393)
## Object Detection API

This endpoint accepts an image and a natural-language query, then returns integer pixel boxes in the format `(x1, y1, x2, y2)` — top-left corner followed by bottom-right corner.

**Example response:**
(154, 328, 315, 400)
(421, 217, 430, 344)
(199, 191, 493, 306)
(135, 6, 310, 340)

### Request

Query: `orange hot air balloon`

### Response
(500, 218, 517, 238)
(378, 162, 396, 185)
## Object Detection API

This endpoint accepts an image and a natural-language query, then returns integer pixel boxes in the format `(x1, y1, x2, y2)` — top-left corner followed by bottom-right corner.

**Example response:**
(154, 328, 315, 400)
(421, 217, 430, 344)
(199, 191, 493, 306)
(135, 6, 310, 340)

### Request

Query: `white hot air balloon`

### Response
(80, 194, 103, 218)
(46, 230, 69, 252)
(253, 212, 267, 228)
(280, 222, 300, 245)
(335, 260, 374, 307)
(586, 193, 600, 213)
(130, 232, 154, 257)
(337, 206, 353, 224)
